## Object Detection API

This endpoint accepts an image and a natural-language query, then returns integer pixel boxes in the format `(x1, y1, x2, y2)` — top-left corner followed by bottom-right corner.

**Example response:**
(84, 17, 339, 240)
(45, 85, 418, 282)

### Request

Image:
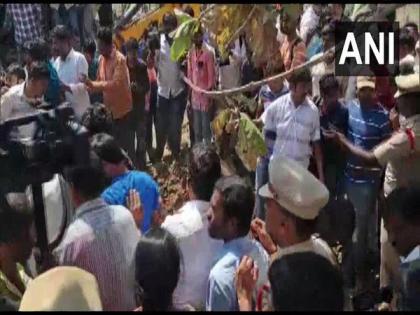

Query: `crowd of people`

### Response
(0, 3, 419, 312)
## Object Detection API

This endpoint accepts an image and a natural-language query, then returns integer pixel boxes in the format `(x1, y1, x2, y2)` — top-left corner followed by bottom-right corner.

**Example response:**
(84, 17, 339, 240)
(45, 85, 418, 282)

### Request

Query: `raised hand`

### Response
(251, 218, 277, 255)
(126, 189, 144, 229)
(235, 255, 259, 311)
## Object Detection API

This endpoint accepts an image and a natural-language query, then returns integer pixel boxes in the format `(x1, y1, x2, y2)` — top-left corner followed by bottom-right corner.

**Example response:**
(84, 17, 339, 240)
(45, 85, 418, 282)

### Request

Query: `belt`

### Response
(346, 167, 381, 179)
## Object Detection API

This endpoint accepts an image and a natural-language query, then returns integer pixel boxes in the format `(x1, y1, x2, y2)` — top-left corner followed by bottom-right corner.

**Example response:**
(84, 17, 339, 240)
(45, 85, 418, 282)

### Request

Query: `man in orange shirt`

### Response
(278, 5, 307, 73)
(82, 27, 135, 162)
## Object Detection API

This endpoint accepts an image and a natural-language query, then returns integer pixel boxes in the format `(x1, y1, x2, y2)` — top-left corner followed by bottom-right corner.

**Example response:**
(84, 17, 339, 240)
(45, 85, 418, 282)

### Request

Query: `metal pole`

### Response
(31, 183, 49, 263)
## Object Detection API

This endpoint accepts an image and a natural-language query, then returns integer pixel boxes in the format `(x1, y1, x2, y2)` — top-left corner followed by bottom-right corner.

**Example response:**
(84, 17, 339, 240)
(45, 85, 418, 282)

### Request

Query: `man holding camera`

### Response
(0, 61, 49, 138)
(0, 61, 74, 276)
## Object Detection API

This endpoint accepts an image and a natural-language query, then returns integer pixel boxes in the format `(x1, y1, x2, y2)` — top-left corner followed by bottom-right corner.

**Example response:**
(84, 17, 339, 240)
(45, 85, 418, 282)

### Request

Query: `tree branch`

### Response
(198, 4, 217, 21)
(183, 4, 405, 99)
(182, 47, 333, 97)
(224, 5, 258, 51)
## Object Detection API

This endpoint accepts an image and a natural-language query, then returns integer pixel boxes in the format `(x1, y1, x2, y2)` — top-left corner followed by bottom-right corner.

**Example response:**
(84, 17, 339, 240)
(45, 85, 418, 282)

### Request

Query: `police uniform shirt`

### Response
(373, 114, 420, 197)
(273, 235, 337, 266)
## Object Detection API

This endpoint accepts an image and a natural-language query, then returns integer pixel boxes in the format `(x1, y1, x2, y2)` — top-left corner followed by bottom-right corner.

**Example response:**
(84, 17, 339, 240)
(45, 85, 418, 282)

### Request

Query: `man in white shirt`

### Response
(162, 144, 223, 311)
(263, 68, 324, 182)
(0, 62, 74, 277)
(0, 61, 50, 138)
(154, 13, 187, 161)
(52, 25, 90, 120)
(218, 37, 245, 90)
(299, 4, 321, 45)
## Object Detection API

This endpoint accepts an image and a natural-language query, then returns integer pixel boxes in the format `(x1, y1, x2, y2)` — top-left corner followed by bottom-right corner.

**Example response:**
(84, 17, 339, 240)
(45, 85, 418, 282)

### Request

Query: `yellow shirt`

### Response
(0, 264, 32, 303)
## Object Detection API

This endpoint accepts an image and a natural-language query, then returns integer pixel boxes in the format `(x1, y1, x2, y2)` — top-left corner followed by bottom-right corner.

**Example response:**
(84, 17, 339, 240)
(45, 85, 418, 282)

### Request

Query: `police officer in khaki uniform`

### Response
(255, 155, 336, 266)
(326, 72, 420, 308)
(238, 156, 341, 311)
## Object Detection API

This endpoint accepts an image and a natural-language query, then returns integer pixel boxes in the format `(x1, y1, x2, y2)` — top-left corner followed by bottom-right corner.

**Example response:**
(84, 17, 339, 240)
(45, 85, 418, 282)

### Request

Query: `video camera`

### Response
(0, 102, 91, 265)
(0, 102, 90, 191)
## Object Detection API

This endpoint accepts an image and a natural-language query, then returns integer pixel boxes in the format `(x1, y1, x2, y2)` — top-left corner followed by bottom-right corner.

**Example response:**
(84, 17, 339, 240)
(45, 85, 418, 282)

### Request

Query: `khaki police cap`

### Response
(19, 267, 103, 311)
(395, 73, 420, 98)
(259, 156, 329, 220)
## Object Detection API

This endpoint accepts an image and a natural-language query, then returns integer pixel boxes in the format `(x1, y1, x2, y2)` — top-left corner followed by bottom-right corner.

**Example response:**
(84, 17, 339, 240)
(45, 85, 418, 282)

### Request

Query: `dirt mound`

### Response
(148, 147, 190, 215)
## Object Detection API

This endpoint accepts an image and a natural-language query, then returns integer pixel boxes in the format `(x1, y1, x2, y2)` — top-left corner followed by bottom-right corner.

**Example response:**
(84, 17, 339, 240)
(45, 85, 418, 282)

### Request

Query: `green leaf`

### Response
(235, 113, 267, 171)
(170, 18, 199, 62)
(211, 109, 232, 138)
(233, 94, 258, 114)
(170, 35, 191, 62)
(174, 8, 193, 25)
(175, 19, 198, 38)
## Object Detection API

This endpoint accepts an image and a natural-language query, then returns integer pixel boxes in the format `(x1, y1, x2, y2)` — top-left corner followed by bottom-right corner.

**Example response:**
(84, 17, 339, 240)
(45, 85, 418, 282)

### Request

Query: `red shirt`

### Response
(187, 46, 215, 111)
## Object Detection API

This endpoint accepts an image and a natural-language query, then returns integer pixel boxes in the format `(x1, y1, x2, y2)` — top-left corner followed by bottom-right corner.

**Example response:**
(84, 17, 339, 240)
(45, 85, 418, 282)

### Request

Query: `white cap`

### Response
(19, 267, 103, 311)
(259, 156, 329, 220)
(394, 72, 420, 98)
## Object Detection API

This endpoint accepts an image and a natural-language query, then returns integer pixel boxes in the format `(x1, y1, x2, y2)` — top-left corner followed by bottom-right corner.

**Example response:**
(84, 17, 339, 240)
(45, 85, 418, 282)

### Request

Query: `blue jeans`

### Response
(324, 163, 346, 199)
(345, 179, 381, 290)
(155, 91, 187, 160)
(254, 158, 269, 220)
(193, 109, 212, 145)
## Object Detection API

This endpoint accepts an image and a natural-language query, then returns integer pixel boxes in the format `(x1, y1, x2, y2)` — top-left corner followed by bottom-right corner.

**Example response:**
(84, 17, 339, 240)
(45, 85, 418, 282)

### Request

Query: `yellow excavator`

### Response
(115, 3, 201, 47)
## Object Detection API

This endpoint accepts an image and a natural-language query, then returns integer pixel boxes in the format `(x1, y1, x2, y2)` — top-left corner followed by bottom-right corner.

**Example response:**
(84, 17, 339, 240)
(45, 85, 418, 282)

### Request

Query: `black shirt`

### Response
(315, 96, 349, 166)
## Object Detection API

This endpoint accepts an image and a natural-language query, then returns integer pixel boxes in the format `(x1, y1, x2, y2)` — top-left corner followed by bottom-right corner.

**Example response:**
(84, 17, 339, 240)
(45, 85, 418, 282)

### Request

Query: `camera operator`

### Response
(0, 63, 25, 97)
(24, 39, 61, 108)
(0, 61, 74, 270)
(0, 61, 49, 138)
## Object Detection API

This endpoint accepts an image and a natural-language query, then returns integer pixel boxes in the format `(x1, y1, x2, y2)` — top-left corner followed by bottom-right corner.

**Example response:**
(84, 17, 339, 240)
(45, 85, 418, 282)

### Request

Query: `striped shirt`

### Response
(263, 92, 321, 169)
(5, 4, 43, 48)
(345, 99, 392, 184)
(54, 198, 141, 311)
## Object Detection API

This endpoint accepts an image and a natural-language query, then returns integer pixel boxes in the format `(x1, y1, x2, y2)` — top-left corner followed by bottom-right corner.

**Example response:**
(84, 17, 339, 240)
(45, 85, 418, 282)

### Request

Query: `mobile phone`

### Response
(328, 122, 338, 132)
(321, 127, 330, 135)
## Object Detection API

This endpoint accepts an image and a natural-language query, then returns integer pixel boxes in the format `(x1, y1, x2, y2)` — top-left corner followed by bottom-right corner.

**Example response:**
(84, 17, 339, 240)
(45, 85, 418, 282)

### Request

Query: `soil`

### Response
(146, 120, 191, 215)
(146, 115, 235, 215)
